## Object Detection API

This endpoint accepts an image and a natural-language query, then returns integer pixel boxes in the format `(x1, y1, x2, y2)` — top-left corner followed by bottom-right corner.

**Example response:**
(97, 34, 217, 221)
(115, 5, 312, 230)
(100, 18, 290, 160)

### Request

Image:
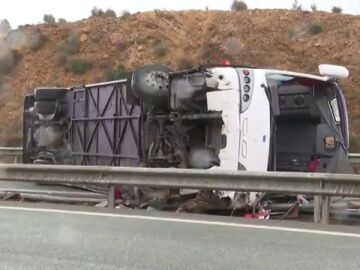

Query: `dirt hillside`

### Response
(1, 9, 360, 146)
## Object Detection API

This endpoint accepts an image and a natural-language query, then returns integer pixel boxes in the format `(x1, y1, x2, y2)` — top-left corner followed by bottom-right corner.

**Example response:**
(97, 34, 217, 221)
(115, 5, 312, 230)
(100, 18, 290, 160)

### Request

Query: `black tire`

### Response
(34, 88, 67, 101)
(131, 65, 173, 109)
(34, 101, 57, 115)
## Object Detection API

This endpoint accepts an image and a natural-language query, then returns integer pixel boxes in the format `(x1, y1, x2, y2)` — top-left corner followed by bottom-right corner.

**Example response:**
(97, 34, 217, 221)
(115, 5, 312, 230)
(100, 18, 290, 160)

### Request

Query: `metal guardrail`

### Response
(1, 163, 360, 224)
(0, 147, 22, 163)
(0, 164, 359, 196)
(349, 153, 360, 164)
(1, 147, 360, 224)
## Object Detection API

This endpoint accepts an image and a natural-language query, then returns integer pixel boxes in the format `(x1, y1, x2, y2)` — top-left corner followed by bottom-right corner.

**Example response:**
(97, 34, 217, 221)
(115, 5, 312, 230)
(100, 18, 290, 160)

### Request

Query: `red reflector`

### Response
(243, 70, 250, 75)
(222, 60, 231, 65)
(308, 157, 320, 172)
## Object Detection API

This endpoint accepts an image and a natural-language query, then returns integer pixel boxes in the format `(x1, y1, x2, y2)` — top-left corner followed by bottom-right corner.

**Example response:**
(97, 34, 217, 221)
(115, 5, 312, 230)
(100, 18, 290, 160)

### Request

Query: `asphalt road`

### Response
(0, 203, 359, 270)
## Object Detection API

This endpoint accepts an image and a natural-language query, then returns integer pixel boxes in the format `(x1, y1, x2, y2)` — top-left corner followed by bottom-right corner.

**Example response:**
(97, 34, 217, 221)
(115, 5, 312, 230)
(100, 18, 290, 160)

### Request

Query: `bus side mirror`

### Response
(319, 64, 349, 79)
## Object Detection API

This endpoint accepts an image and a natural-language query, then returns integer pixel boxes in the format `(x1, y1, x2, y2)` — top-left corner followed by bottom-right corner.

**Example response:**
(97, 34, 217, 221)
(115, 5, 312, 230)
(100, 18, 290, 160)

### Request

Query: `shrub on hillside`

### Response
(310, 4, 317, 12)
(104, 9, 117, 18)
(105, 65, 132, 80)
(68, 58, 92, 75)
(43, 14, 56, 26)
(56, 53, 67, 66)
(11, 49, 22, 64)
(153, 41, 167, 57)
(308, 22, 323, 35)
(202, 46, 228, 64)
(177, 56, 194, 70)
(332, 6, 342, 13)
(91, 7, 104, 17)
(287, 27, 296, 38)
(57, 32, 79, 56)
(27, 29, 47, 51)
(136, 35, 150, 45)
(201, 47, 217, 64)
(230, 0, 248, 11)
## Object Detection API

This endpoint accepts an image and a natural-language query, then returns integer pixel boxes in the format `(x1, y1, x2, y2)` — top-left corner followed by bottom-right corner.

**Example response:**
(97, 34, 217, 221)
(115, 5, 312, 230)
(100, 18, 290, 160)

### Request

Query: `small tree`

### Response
(58, 18, 67, 25)
(231, 0, 248, 11)
(104, 9, 117, 18)
(119, 10, 131, 19)
(292, 0, 302, 11)
(310, 4, 317, 12)
(43, 14, 56, 26)
(332, 6, 342, 13)
(91, 7, 104, 17)
(0, 19, 11, 37)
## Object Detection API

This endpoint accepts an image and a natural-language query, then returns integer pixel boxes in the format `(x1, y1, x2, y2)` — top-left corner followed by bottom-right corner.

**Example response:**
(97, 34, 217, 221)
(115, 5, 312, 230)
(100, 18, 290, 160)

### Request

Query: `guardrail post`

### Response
(314, 195, 321, 223)
(108, 185, 115, 208)
(321, 195, 330, 225)
(134, 187, 140, 206)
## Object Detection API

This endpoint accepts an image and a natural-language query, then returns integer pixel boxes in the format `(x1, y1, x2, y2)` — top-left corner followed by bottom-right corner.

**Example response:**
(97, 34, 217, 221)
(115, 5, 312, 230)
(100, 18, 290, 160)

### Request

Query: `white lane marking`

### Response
(0, 205, 359, 238)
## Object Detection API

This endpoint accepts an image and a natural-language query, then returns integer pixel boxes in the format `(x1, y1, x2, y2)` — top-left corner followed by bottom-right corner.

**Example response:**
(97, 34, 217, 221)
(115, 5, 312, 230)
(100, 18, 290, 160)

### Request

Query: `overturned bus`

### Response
(23, 64, 351, 175)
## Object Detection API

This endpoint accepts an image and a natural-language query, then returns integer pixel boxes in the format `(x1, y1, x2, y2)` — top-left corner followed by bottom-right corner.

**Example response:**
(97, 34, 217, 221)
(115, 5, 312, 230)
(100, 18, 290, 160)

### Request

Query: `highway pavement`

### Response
(0, 202, 359, 270)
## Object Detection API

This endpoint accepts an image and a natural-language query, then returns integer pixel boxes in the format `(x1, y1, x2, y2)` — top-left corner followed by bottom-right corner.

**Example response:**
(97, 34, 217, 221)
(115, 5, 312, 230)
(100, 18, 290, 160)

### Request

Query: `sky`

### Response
(0, 0, 359, 27)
